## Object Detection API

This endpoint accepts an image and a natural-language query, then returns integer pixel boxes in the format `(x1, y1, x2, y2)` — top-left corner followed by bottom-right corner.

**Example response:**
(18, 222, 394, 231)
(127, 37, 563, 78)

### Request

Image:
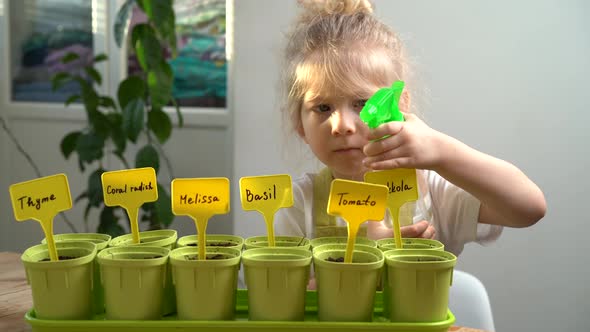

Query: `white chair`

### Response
(449, 270, 496, 331)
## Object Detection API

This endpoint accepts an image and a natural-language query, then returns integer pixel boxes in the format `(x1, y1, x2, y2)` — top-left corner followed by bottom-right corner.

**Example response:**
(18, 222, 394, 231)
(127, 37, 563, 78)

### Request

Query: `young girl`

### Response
(274, 0, 546, 256)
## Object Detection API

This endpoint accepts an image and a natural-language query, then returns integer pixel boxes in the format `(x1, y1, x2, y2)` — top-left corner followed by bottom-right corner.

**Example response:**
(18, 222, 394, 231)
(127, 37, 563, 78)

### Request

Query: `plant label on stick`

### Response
(327, 179, 388, 263)
(171, 177, 230, 260)
(239, 174, 293, 247)
(364, 169, 419, 249)
(9, 174, 72, 261)
(101, 167, 158, 244)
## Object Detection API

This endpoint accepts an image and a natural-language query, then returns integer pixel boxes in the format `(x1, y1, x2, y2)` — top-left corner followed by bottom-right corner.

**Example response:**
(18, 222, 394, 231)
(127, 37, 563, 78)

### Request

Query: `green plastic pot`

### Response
(43, 233, 111, 250)
(242, 247, 312, 321)
(109, 230, 177, 316)
(384, 249, 457, 322)
(244, 236, 310, 250)
(377, 238, 444, 251)
(376, 239, 444, 293)
(310, 236, 377, 251)
(109, 229, 177, 249)
(21, 241, 97, 320)
(170, 246, 241, 320)
(313, 244, 384, 322)
(177, 234, 244, 251)
(98, 246, 170, 320)
(42, 233, 111, 314)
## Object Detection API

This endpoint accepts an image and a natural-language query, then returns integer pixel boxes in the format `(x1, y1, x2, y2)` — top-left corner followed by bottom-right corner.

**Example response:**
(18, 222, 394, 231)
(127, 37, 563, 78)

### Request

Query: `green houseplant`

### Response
(51, 0, 183, 236)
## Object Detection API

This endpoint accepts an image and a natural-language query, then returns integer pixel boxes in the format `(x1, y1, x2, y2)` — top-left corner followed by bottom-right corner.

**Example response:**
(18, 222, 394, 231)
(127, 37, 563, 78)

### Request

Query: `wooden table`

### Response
(0, 252, 32, 332)
(0, 252, 485, 332)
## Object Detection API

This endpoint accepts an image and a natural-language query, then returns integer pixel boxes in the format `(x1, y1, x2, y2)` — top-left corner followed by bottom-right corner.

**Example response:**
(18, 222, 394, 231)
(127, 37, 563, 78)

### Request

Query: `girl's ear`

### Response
(399, 89, 411, 113)
(295, 117, 308, 143)
(296, 122, 308, 143)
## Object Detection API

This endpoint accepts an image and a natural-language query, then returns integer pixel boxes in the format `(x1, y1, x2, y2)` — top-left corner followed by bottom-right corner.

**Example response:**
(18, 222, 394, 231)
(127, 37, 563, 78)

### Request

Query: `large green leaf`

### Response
(99, 96, 118, 111)
(61, 52, 80, 64)
(89, 111, 112, 139)
(147, 108, 172, 143)
(132, 23, 162, 71)
(98, 206, 126, 237)
(93, 53, 108, 63)
(114, 0, 136, 48)
(106, 113, 126, 154)
(78, 78, 100, 113)
(85, 67, 102, 85)
(65, 94, 80, 106)
(122, 98, 145, 143)
(51, 72, 71, 91)
(147, 61, 173, 109)
(137, 0, 176, 56)
(135, 144, 159, 173)
(117, 75, 145, 110)
(60, 131, 81, 159)
(154, 183, 174, 227)
(88, 169, 105, 207)
(75, 132, 105, 164)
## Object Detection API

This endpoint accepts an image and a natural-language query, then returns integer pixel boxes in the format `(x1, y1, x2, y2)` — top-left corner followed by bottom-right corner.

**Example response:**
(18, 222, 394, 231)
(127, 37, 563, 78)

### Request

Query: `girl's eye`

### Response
(315, 104, 331, 113)
(353, 99, 368, 109)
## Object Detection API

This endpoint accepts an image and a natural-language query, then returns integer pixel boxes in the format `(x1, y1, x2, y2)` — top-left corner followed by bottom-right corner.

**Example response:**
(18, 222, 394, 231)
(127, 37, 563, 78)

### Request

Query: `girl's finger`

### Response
(400, 221, 428, 238)
(364, 144, 408, 165)
(363, 132, 405, 157)
(366, 156, 413, 170)
(422, 225, 436, 239)
(368, 121, 404, 141)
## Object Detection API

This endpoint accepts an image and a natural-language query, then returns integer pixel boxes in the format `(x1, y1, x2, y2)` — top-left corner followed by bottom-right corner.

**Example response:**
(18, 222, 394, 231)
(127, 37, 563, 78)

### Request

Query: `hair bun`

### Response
(297, 0, 373, 16)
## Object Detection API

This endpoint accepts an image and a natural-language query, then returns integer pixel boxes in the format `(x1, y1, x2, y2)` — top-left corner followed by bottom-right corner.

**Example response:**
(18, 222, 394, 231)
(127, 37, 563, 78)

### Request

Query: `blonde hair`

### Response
(281, 0, 410, 136)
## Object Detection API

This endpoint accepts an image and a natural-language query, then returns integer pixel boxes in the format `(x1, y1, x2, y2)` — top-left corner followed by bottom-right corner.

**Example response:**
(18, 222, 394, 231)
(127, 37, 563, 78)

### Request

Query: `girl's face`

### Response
(298, 88, 376, 181)
(293, 47, 401, 180)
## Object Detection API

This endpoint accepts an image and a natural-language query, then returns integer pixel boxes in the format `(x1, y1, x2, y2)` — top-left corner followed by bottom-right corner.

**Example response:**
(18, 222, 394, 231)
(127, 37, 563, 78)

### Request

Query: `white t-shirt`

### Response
(275, 170, 503, 256)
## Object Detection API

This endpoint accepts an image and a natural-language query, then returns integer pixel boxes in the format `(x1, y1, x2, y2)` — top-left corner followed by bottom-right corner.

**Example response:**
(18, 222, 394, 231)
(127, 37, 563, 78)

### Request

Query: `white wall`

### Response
(233, 1, 589, 331)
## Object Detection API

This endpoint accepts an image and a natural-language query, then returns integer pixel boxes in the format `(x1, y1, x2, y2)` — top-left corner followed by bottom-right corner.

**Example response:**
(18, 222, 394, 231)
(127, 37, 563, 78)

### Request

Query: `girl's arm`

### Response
(433, 134, 546, 227)
(363, 113, 546, 227)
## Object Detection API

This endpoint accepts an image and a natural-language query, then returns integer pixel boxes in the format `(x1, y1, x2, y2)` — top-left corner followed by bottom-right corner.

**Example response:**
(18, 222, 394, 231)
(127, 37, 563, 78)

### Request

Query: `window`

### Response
(126, 0, 227, 108)
(9, 0, 93, 103)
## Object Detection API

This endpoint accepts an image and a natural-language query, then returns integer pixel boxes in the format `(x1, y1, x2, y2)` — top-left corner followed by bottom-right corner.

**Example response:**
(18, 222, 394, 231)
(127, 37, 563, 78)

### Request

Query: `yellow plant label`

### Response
(101, 167, 158, 208)
(239, 174, 293, 246)
(364, 168, 419, 248)
(239, 174, 293, 212)
(327, 179, 388, 263)
(9, 173, 72, 261)
(171, 177, 230, 260)
(171, 177, 230, 219)
(364, 168, 418, 224)
(9, 173, 72, 222)
(101, 167, 158, 244)
(327, 179, 389, 228)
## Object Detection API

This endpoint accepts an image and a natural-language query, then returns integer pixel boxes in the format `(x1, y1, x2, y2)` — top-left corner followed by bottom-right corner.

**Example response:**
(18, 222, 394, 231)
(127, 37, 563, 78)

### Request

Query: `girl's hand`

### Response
(362, 113, 446, 171)
(400, 220, 436, 239)
(367, 219, 436, 240)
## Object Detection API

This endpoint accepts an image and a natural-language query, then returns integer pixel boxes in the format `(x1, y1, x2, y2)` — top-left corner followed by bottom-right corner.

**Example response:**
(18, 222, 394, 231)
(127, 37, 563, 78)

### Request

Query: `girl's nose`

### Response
(330, 108, 357, 136)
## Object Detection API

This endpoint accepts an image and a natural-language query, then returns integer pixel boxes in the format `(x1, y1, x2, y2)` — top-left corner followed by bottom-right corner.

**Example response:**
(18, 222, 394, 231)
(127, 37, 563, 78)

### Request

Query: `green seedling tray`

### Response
(25, 290, 455, 332)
